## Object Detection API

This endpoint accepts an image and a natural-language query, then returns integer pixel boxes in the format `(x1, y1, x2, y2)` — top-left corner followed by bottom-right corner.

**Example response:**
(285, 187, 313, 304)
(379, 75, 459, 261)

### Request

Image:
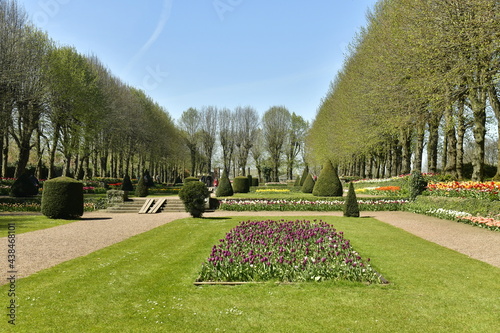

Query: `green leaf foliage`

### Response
(184, 177, 200, 183)
(216, 171, 234, 197)
(299, 166, 309, 186)
(301, 173, 315, 193)
(408, 170, 428, 201)
(10, 173, 39, 197)
(135, 176, 148, 197)
(343, 182, 360, 217)
(233, 176, 250, 193)
(41, 176, 83, 219)
(313, 161, 343, 197)
(121, 174, 134, 192)
(178, 181, 209, 218)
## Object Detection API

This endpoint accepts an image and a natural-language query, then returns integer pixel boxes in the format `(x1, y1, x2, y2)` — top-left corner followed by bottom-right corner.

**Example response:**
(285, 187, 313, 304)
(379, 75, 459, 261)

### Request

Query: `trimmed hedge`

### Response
(251, 177, 259, 187)
(184, 177, 200, 183)
(41, 176, 83, 219)
(313, 161, 343, 197)
(299, 166, 309, 186)
(233, 176, 250, 193)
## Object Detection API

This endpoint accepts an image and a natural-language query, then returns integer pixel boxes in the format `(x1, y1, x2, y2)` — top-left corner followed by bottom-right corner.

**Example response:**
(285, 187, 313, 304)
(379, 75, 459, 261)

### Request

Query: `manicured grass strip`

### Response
(0, 216, 76, 237)
(1, 216, 499, 332)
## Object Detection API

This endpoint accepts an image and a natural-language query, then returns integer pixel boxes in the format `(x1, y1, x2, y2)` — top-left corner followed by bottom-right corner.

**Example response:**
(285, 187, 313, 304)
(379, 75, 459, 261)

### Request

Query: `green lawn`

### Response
(1, 215, 499, 332)
(0, 215, 76, 237)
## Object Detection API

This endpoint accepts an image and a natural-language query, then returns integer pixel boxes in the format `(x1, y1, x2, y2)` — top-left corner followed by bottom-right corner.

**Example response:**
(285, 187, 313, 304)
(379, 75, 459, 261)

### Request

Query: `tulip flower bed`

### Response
(197, 219, 384, 283)
(427, 181, 500, 200)
(219, 199, 408, 211)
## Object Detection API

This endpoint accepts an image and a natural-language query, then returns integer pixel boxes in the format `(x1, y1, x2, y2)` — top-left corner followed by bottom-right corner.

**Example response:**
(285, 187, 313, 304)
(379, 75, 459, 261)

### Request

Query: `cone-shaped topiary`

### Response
(312, 161, 343, 197)
(135, 176, 148, 197)
(299, 166, 309, 186)
(301, 173, 315, 193)
(179, 181, 209, 218)
(233, 176, 250, 193)
(247, 175, 253, 188)
(216, 171, 233, 197)
(41, 176, 83, 219)
(121, 174, 134, 201)
(10, 172, 39, 197)
(408, 170, 428, 200)
(343, 182, 360, 217)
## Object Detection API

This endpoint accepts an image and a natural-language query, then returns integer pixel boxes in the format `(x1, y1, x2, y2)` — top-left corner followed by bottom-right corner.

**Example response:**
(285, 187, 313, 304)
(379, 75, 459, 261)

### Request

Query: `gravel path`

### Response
(1, 210, 499, 285)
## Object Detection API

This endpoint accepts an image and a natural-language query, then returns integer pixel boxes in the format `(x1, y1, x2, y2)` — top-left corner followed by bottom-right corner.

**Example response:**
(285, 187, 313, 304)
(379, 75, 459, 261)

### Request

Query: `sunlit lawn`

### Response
(1, 215, 498, 332)
(0, 215, 76, 237)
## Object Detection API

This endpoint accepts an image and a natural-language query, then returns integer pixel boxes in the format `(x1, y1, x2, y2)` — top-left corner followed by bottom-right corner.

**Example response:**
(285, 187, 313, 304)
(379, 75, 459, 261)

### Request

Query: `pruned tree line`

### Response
(178, 105, 309, 182)
(308, 0, 500, 181)
(0, 0, 184, 181)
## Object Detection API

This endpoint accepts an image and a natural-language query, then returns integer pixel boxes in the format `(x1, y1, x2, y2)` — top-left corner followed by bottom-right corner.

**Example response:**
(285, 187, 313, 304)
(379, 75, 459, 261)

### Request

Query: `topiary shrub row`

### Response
(216, 171, 233, 197)
(312, 161, 343, 197)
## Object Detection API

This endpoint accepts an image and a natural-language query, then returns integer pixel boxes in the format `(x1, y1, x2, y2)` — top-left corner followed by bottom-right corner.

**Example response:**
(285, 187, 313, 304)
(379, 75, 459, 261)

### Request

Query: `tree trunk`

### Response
(488, 85, 500, 180)
(400, 128, 412, 175)
(469, 89, 487, 181)
(427, 113, 441, 174)
(444, 102, 457, 178)
(413, 122, 425, 172)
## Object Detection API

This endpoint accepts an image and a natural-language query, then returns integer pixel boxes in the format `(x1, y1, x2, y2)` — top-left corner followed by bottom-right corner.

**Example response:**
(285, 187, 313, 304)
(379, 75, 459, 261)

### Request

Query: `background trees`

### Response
(308, 0, 500, 181)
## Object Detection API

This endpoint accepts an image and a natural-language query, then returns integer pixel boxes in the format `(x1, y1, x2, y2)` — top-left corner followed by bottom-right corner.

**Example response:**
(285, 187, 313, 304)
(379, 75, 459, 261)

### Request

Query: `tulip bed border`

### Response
(196, 219, 388, 284)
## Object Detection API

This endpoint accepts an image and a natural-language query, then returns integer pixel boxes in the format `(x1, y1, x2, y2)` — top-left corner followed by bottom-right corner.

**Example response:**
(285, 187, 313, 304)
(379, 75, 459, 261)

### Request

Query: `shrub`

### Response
(299, 166, 309, 186)
(344, 182, 360, 217)
(408, 170, 428, 200)
(10, 172, 39, 197)
(135, 176, 149, 197)
(251, 177, 259, 187)
(313, 161, 343, 197)
(41, 176, 83, 219)
(247, 175, 253, 188)
(301, 173, 315, 193)
(107, 190, 124, 205)
(233, 176, 250, 193)
(121, 174, 134, 201)
(216, 171, 234, 197)
(294, 176, 300, 187)
(143, 170, 155, 187)
(184, 177, 200, 183)
(179, 181, 209, 218)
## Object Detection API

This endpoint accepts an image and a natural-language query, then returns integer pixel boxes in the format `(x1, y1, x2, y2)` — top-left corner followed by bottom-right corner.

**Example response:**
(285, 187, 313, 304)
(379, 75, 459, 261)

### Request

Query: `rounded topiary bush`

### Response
(179, 181, 209, 218)
(10, 172, 39, 197)
(216, 171, 233, 197)
(301, 173, 315, 193)
(184, 177, 200, 183)
(233, 176, 250, 193)
(344, 182, 360, 217)
(41, 176, 83, 219)
(313, 161, 343, 197)
(135, 176, 148, 197)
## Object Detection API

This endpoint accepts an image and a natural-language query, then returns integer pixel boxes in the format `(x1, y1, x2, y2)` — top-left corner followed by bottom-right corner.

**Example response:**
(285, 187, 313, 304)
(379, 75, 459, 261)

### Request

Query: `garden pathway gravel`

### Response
(1, 209, 499, 285)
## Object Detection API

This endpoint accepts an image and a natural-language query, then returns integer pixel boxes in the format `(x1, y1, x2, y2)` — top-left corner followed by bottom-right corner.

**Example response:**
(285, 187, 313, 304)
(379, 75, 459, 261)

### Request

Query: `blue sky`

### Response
(21, 0, 379, 122)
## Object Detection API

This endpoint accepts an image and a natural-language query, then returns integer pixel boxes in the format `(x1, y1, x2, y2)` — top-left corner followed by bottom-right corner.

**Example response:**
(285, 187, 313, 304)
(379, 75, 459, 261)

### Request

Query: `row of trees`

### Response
(308, 0, 500, 180)
(178, 106, 309, 182)
(1, 0, 184, 181)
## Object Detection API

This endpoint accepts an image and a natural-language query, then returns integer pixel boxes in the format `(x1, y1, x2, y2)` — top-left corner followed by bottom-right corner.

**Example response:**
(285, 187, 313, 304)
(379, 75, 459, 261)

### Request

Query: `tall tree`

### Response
(200, 106, 218, 175)
(285, 113, 308, 180)
(262, 106, 291, 182)
(179, 108, 200, 176)
(234, 106, 259, 176)
(218, 108, 235, 175)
